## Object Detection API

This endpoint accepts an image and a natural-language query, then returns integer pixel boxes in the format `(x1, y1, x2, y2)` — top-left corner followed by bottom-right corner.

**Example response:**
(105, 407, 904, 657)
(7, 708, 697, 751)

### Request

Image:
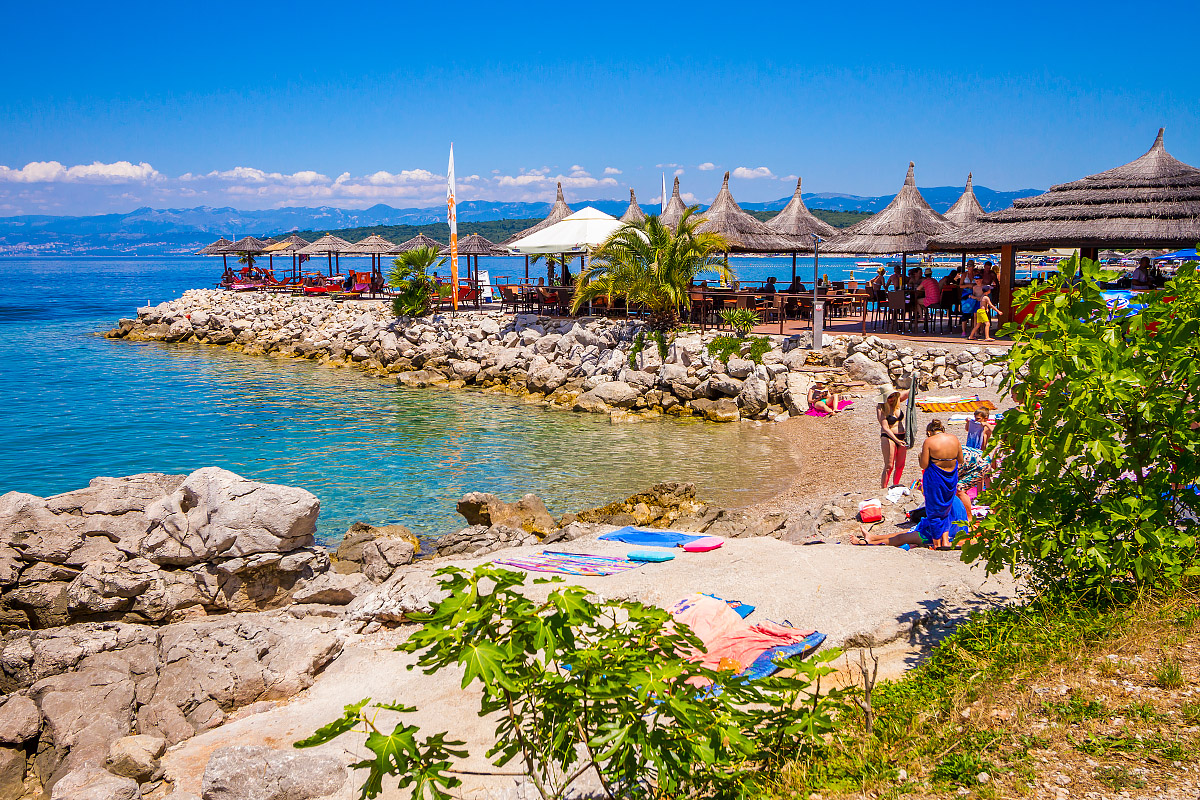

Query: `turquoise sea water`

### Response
(1, 255, 888, 544)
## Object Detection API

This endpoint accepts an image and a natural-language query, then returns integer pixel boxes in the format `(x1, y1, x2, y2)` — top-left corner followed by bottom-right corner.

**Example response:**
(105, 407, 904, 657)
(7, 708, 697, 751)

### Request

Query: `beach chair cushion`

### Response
(627, 550, 675, 562)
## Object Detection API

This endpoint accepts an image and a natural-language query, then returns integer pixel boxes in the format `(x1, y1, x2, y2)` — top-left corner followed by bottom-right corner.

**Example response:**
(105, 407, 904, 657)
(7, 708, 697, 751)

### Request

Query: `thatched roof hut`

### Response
(619, 189, 646, 224)
(765, 177, 836, 247)
(197, 237, 233, 255)
(660, 176, 688, 230)
(931, 130, 1200, 251)
(825, 163, 956, 254)
(391, 233, 444, 253)
(443, 233, 505, 256)
(694, 172, 805, 253)
(226, 236, 270, 254)
(298, 234, 353, 255)
(943, 173, 985, 227)
(501, 182, 573, 246)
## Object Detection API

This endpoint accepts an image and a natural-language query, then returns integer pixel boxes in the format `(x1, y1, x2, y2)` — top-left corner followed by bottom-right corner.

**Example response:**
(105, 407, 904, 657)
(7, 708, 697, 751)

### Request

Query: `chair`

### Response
(761, 293, 785, 328)
(887, 289, 908, 332)
(499, 285, 523, 314)
(536, 288, 559, 315)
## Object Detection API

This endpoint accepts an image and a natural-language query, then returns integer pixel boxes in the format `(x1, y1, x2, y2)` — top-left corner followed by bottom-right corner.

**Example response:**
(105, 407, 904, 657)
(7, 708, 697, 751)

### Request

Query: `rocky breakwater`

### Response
(107, 291, 1010, 426)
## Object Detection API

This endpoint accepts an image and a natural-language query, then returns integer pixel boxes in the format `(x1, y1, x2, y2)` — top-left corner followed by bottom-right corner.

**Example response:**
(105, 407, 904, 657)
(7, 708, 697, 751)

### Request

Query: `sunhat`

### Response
(875, 383, 900, 404)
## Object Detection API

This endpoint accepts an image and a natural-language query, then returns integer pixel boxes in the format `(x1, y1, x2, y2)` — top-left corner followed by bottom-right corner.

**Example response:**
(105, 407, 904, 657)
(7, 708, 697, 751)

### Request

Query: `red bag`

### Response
(858, 500, 883, 523)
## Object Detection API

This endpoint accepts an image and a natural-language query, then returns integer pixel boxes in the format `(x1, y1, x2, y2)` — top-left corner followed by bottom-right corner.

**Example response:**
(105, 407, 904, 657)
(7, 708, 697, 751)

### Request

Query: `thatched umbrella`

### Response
(660, 176, 688, 230)
(944, 173, 985, 227)
(262, 234, 310, 279)
(825, 163, 956, 262)
(766, 177, 837, 283)
(225, 235, 270, 275)
(930, 128, 1200, 313)
(298, 234, 354, 276)
(695, 172, 806, 253)
(197, 237, 234, 271)
(391, 233, 445, 253)
(503, 182, 574, 281)
(619, 188, 646, 224)
(348, 234, 398, 288)
(440, 233, 505, 283)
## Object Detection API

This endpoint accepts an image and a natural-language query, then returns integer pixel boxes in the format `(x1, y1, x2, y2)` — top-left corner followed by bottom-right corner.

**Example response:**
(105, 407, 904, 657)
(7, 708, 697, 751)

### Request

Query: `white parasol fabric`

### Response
(506, 207, 627, 254)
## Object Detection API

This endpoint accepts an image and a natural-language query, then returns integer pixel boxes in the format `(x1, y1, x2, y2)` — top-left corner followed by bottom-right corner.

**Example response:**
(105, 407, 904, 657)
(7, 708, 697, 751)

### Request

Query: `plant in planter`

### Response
(389, 247, 445, 317)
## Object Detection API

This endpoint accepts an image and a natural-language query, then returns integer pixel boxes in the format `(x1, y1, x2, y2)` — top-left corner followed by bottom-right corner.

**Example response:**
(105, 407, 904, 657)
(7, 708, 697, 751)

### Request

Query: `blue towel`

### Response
(598, 526, 703, 548)
(739, 633, 827, 680)
(914, 462, 967, 545)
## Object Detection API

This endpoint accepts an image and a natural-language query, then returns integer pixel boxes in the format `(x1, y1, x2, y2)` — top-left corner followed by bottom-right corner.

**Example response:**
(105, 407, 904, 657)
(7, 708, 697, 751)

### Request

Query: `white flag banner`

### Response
(447, 143, 459, 311)
(661, 173, 667, 214)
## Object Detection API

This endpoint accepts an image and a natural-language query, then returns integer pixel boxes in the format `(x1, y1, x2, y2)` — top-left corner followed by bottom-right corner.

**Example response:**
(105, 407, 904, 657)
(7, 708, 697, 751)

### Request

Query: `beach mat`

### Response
(805, 399, 854, 417)
(917, 395, 997, 413)
(669, 593, 821, 677)
(598, 526, 704, 548)
(492, 550, 642, 576)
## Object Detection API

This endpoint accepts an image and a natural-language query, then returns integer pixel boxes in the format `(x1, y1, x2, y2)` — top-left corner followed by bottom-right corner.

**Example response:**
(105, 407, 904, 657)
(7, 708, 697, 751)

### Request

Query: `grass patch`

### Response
(1154, 656, 1186, 689)
(1042, 694, 1107, 722)
(1095, 765, 1147, 791)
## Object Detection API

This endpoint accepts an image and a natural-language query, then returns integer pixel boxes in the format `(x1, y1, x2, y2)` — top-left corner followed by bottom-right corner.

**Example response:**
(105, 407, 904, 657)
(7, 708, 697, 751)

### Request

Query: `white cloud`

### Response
(655, 163, 681, 169)
(782, 174, 798, 181)
(680, 192, 699, 204)
(569, 164, 586, 172)
(603, 166, 622, 175)
(674, 168, 685, 176)
(0, 160, 160, 183)
(198, 166, 332, 185)
(732, 166, 776, 180)
(697, 162, 716, 171)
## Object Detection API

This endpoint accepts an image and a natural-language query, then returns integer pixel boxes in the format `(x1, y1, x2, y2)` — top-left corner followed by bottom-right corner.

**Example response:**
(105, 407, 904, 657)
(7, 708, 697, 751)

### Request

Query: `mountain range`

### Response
(0, 185, 1042, 256)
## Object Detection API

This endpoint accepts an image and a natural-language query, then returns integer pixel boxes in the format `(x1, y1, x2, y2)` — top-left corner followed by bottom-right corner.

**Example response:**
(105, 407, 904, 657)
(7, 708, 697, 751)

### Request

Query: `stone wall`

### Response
(107, 291, 1010, 424)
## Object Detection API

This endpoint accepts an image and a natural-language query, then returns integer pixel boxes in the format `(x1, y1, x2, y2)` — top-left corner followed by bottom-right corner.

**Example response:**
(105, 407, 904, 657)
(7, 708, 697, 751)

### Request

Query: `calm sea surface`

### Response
(0, 254, 906, 544)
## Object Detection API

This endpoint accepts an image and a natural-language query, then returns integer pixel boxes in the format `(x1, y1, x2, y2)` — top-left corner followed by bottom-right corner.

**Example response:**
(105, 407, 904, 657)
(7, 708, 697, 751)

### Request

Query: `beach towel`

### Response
(492, 551, 642, 576)
(669, 593, 822, 677)
(804, 399, 854, 417)
(598, 527, 703, 548)
(904, 373, 918, 447)
(913, 463, 968, 545)
(960, 446, 987, 487)
(917, 396, 997, 413)
(683, 536, 724, 552)
(702, 594, 755, 618)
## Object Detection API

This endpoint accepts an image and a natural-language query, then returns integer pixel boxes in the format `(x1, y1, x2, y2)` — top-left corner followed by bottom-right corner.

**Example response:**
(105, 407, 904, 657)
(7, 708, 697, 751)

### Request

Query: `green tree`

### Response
(571, 210, 731, 330)
(389, 246, 446, 317)
(237, 252, 257, 269)
(529, 252, 576, 285)
(964, 255, 1200, 599)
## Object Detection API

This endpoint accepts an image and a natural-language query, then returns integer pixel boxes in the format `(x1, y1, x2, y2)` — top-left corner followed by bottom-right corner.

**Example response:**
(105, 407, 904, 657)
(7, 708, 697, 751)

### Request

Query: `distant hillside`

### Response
(0, 184, 1041, 256)
(745, 209, 871, 228)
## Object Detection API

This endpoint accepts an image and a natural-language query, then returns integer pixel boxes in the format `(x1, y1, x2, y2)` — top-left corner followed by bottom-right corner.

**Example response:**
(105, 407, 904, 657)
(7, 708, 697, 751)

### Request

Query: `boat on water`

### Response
(855, 261, 884, 269)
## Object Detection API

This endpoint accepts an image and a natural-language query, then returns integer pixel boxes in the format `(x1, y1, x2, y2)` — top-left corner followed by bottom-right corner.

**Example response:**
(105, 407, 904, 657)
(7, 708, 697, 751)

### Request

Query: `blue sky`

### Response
(1, 0, 1196, 215)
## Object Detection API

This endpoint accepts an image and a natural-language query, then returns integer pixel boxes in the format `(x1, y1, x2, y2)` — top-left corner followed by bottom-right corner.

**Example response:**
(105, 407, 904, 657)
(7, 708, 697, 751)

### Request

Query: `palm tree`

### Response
(389, 246, 446, 317)
(529, 252, 576, 285)
(571, 209, 730, 330)
(237, 253, 257, 270)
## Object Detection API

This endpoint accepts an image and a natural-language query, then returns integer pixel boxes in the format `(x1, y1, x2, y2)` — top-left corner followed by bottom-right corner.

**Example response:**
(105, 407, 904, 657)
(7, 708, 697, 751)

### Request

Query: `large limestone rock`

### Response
(106, 734, 166, 782)
(737, 376, 769, 417)
(0, 695, 40, 744)
(333, 523, 418, 581)
(50, 764, 140, 800)
(140, 468, 319, 566)
(455, 493, 557, 536)
(583, 380, 639, 409)
(200, 745, 346, 800)
(844, 352, 890, 385)
(782, 372, 815, 415)
(0, 746, 25, 800)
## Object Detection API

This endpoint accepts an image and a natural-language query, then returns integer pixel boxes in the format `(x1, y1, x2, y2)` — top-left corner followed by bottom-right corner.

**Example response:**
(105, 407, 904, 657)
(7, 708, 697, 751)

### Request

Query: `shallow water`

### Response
(0, 256, 807, 543)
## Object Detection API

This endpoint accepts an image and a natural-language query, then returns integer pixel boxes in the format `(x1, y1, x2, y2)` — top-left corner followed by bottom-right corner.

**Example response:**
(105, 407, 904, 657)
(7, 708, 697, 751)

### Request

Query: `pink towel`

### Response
(669, 594, 815, 673)
(805, 399, 854, 417)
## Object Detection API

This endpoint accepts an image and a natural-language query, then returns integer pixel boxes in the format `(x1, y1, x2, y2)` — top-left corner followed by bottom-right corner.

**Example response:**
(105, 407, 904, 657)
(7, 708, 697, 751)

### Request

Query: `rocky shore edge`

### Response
(2, 463, 927, 799)
(107, 290, 1008, 424)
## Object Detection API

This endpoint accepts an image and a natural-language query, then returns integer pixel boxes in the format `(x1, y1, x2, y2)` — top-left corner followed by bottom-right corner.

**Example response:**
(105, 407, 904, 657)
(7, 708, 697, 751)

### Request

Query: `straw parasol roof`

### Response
(943, 173, 985, 227)
(441, 233, 506, 256)
(226, 235, 270, 254)
(619, 188, 646, 224)
(197, 237, 233, 255)
(391, 233, 445, 253)
(765, 177, 836, 248)
(262, 234, 310, 253)
(348, 234, 398, 254)
(298, 234, 354, 255)
(695, 172, 807, 253)
(501, 182, 573, 246)
(824, 163, 956, 254)
(932, 129, 1200, 251)
(660, 176, 688, 230)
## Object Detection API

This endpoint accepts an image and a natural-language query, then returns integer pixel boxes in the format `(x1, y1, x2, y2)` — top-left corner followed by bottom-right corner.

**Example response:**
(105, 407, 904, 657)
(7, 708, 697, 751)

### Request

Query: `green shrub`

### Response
(963, 256, 1200, 599)
(389, 247, 445, 317)
(719, 307, 760, 337)
(297, 565, 846, 799)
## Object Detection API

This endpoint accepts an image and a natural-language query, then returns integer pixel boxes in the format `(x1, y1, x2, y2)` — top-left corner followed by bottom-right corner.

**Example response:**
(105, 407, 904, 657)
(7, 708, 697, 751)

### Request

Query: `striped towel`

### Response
(492, 551, 642, 576)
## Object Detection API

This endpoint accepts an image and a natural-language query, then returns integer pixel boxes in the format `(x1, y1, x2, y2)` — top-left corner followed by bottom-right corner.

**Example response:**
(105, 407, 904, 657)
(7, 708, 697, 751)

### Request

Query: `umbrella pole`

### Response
(791, 252, 797, 287)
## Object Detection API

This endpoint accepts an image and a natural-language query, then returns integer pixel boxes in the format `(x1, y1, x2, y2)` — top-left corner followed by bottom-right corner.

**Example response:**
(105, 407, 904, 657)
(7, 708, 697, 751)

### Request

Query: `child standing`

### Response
(969, 289, 1000, 341)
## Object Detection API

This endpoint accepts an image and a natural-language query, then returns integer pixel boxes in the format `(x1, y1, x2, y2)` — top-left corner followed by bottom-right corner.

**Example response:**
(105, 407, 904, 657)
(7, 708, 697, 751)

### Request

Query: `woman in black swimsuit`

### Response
(877, 383, 910, 488)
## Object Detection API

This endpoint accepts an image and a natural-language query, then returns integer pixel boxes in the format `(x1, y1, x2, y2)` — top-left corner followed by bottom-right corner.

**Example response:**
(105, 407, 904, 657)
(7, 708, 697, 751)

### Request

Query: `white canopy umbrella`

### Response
(506, 207, 626, 254)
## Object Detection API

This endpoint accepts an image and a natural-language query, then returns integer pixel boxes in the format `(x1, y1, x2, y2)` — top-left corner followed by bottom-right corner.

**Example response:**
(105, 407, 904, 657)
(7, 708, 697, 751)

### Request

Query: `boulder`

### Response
(0, 493, 83, 565)
(571, 390, 610, 414)
(50, 765, 140, 800)
(782, 373, 815, 415)
(0, 695, 39, 744)
(291, 572, 370, 605)
(395, 370, 446, 388)
(106, 734, 166, 782)
(200, 745, 345, 800)
(349, 568, 450, 624)
(455, 493, 557, 536)
(737, 376, 769, 417)
(0, 746, 24, 800)
(140, 468, 318, 566)
(843, 352, 890, 385)
(333, 523, 418, 576)
(701, 397, 740, 423)
(586, 380, 640, 409)
(725, 357, 754, 379)
(708, 375, 743, 397)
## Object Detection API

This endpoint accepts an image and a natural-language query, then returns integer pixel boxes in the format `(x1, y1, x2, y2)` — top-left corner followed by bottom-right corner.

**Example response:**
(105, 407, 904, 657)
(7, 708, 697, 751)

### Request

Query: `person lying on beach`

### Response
(858, 420, 972, 548)
(808, 381, 843, 414)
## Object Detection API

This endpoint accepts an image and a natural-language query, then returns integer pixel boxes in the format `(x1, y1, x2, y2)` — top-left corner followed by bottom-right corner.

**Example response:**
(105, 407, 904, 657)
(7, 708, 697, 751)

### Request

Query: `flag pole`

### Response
(447, 143, 459, 313)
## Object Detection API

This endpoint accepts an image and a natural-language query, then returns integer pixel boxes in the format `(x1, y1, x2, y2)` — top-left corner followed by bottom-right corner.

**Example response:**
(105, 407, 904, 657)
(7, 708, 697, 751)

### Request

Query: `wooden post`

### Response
(1081, 246, 1098, 263)
(791, 252, 797, 287)
(524, 255, 529, 282)
(999, 245, 1016, 320)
